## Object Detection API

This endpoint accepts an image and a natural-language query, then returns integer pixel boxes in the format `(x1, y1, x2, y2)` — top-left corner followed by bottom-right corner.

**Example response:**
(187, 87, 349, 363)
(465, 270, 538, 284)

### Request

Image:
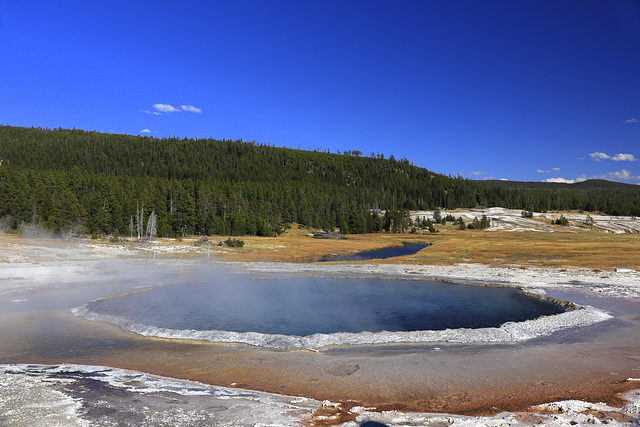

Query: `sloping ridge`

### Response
(484, 179, 640, 192)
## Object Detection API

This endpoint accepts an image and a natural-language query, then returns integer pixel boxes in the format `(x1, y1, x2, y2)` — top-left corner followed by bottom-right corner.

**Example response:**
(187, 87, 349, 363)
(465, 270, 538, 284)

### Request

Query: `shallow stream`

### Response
(315, 242, 428, 262)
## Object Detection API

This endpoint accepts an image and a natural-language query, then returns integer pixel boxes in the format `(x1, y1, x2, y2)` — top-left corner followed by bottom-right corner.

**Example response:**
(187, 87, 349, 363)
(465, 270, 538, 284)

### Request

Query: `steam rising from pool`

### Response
(72, 272, 612, 350)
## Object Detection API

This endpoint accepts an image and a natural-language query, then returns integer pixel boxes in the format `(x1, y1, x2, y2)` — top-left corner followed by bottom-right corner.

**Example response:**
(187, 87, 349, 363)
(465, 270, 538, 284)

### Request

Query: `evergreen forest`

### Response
(1, 125, 640, 238)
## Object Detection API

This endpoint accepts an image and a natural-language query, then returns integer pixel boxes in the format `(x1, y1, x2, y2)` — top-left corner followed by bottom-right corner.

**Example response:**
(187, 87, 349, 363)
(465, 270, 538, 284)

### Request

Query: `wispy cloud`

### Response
(140, 129, 151, 133)
(588, 151, 638, 162)
(181, 105, 202, 113)
(537, 167, 560, 173)
(153, 103, 181, 113)
(598, 169, 640, 181)
(141, 103, 202, 114)
(466, 171, 498, 180)
(626, 118, 638, 123)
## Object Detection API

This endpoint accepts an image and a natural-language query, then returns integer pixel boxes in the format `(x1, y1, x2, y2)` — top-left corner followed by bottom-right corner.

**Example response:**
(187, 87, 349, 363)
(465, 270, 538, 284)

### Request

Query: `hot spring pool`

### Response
(72, 276, 593, 350)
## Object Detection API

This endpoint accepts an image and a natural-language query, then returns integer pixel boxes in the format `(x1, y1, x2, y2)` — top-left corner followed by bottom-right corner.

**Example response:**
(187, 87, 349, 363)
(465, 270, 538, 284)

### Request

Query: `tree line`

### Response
(1, 125, 639, 238)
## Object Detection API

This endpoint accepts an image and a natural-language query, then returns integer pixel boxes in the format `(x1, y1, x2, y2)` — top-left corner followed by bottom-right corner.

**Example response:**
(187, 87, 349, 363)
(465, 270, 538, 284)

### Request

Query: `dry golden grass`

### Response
(201, 226, 427, 263)
(191, 224, 640, 271)
(411, 229, 640, 270)
(3, 223, 638, 271)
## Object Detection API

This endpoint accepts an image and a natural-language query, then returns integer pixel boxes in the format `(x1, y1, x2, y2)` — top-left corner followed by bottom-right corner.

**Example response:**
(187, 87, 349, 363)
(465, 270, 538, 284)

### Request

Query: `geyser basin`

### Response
(74, 277, 612, 350)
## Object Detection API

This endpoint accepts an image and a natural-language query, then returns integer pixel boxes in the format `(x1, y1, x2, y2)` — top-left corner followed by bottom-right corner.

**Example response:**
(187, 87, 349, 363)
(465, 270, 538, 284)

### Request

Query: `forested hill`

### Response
(1, 125, 639, 237)
(484, 179, 640, 192)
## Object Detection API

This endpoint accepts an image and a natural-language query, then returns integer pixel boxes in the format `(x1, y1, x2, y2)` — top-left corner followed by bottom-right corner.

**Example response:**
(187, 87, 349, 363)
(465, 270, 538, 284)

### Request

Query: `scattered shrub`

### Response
(552, 215, 569, 226)
(224, 237, 245, 247)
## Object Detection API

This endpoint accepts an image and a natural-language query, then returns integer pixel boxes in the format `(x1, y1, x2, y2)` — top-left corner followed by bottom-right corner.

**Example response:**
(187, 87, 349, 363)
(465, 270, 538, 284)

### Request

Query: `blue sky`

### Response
(1, 1, 639, 183)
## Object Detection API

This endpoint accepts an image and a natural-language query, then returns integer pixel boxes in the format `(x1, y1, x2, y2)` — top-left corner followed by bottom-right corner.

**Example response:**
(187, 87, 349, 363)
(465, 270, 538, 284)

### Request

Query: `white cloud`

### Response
(611, 153, 638, 162)
(626, 118, 638, 123)
(181, 105, 202, 113)
(466, 171, 499, 180)
(589, 151, 610, 161)
(588, 151, 638, 162)
(537, 168, 561, 174)
(605, 169, 640, 181)
(142, 104, 202, 114)
(153, 103, 180, 113)
(140, 129, 151, 133)
(549, 170, 640, 184)
(543, 177, 582, 184)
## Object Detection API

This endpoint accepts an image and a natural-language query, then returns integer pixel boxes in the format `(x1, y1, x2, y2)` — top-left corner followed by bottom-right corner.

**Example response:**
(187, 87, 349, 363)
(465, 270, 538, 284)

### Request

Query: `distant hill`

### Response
(1, 125, 640, 237)
(484, 179, 640, 192)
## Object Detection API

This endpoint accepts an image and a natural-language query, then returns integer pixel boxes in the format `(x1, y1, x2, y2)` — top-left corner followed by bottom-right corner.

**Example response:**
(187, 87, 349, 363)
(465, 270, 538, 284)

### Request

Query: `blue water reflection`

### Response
(315, 243, 428, 262)
(88, 277, 565, 337)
